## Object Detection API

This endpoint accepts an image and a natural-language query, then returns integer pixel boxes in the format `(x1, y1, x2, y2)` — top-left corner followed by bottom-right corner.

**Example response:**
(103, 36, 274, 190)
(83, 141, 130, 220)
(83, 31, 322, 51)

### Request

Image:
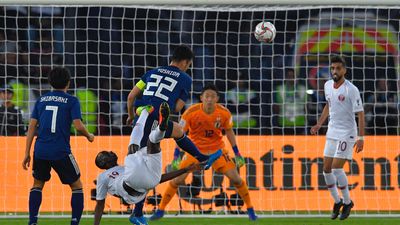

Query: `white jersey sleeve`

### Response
(96, 173, 108, 200)
(350, 85, 363, 113)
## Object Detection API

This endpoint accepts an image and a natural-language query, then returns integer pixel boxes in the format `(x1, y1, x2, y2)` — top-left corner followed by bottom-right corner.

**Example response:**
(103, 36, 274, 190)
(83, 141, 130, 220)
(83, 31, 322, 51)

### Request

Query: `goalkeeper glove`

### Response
(234, 154, 245, 168)
(171, 157, 181, 171)
(232, 146, 245, 168)
(171, 147, 182, 171)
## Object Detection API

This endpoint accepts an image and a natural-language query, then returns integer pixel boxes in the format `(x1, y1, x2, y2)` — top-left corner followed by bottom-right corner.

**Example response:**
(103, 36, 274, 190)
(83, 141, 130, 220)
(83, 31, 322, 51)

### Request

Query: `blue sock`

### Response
(29, 187, 42, 225)
(175, 135, 208, 162)
(133, 198, 145, 217)
(71, 189, 84, 225)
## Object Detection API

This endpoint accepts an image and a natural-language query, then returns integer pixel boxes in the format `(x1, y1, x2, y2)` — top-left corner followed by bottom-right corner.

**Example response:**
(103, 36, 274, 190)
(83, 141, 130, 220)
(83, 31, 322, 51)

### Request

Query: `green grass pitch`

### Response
(1, 217, 400, 225)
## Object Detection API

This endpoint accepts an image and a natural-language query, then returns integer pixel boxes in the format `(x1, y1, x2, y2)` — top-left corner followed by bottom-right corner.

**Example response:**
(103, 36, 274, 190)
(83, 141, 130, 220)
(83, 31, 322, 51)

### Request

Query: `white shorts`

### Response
(323, 138, 355, 160)
(123, 147, 162, 192)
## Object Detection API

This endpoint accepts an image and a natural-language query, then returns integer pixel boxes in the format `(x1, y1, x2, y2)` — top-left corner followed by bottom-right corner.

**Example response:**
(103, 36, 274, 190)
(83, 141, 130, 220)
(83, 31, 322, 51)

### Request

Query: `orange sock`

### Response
(159, 182, 178, 210)
(234, 179, 253, 209)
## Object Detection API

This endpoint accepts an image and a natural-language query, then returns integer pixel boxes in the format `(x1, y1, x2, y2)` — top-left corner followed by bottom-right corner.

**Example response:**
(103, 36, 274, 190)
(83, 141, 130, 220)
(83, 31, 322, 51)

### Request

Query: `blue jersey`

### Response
(31, 91, 82, 160)
(139, 66, 192, 111)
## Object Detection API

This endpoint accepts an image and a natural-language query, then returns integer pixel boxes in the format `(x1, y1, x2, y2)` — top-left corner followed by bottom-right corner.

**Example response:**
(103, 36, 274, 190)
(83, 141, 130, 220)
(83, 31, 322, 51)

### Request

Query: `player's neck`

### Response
(169, 62, 185, 72)
(202, 104, 215, 114)
(54, 88, 67, 93)
(333, 78, 345, 89)
(4, 101, 13, 108)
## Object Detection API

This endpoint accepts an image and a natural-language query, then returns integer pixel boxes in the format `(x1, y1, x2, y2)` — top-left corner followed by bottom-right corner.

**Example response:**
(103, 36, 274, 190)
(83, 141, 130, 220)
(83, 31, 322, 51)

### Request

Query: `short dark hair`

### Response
(48, 67, 71, 89)
(95, 151, 118, 169)
(330, 55, 346, 67)
(171, 45, 194, 62)
(201, 83, 219, 95)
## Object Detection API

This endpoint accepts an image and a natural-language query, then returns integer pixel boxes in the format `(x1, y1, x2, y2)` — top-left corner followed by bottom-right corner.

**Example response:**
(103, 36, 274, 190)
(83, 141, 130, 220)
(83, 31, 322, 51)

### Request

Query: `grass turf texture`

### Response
(1, 217, 400, 225)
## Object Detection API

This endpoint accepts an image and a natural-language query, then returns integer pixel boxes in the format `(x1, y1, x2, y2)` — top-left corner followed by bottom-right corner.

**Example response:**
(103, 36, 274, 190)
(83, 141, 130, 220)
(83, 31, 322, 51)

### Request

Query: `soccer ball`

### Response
(254, 21, 276, 43)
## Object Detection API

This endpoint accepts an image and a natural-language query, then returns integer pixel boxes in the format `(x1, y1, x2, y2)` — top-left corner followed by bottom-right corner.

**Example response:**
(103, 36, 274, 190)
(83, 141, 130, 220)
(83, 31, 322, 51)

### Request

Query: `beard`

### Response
(332, 74, 341, 82)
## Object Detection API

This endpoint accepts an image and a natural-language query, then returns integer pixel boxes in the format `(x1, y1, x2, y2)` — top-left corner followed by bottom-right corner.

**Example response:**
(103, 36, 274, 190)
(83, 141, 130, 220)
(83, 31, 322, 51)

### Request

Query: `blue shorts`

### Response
(133, 110, 173, 149)
(32, 154, 81, 184)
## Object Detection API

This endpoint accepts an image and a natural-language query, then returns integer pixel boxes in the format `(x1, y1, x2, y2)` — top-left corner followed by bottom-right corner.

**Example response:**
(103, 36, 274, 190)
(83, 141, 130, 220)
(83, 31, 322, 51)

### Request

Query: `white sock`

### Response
(149, 126, 165, 144)
(332, 168, 351, 204)
(129, 110, 149, 146)
(323, 171, 341, 203)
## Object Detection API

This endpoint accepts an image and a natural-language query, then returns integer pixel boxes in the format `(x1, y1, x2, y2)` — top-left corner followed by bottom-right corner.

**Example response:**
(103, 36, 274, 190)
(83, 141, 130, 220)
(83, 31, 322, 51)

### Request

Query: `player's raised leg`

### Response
(150, 102, 222, 169)
(128, 106, 153, 154)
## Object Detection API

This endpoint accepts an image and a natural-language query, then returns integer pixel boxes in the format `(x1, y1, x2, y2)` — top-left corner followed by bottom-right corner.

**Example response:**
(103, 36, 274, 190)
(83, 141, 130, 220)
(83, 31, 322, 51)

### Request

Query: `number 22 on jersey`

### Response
(143, 74, 177, 101)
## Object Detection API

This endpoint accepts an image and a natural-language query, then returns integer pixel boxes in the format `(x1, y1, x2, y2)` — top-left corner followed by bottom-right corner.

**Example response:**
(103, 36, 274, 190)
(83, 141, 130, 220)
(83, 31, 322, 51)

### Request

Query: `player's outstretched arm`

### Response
(311, 103, 329, 135)
(93, 199, 105, 225)
(159, 163, 202, 184)
(73, 119, 94, 142)
(22, 118, 38, 170)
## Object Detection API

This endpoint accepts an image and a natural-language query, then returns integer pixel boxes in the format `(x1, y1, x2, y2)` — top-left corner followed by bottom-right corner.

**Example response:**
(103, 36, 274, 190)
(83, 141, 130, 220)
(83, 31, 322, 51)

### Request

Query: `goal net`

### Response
(0, 4, 399, 217)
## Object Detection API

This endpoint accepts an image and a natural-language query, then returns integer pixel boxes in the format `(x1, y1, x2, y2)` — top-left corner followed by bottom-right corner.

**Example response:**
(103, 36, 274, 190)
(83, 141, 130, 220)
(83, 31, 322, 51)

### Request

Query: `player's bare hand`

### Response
(87, 133, 95, 142)
(355, 140, 364, 153)
(310, 124, 321, 135)
(22, 154, 31, 170)
(126, 116, 134, 126)
(186, 163, 203, 172)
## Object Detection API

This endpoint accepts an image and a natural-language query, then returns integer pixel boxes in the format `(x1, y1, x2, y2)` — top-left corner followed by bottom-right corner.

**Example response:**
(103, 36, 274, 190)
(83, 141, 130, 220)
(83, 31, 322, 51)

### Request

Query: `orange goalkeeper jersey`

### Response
(180, 103, 233, 153)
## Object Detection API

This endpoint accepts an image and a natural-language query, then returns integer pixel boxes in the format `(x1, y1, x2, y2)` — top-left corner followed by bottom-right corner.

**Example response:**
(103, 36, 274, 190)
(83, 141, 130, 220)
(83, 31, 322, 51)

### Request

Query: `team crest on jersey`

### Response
(338, 94, 345, 101)
(214, 116, 221, 128)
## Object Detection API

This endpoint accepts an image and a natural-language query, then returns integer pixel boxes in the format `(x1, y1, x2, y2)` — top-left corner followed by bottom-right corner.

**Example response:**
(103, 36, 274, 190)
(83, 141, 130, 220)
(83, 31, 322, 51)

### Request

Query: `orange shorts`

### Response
(179, 148, 236, 174)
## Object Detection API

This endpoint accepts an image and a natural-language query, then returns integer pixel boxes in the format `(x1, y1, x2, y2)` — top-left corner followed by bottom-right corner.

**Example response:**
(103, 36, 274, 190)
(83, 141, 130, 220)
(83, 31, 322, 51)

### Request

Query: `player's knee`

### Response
(323, 165, 332, 173)
(69, 179, 83, 190)
(33, 179, 45, 189)
(323, 168, 332, 173)
(128, 144, 139, 155)
(171, 122, 184, 139)
(147, 140, 161, 154)
(230, 176, 243, 186)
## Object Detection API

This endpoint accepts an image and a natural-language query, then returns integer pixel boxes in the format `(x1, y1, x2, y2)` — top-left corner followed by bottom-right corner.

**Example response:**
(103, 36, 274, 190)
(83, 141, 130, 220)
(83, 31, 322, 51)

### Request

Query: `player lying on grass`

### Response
(150, 84, 257, 221)
(94, 102, 219, 225)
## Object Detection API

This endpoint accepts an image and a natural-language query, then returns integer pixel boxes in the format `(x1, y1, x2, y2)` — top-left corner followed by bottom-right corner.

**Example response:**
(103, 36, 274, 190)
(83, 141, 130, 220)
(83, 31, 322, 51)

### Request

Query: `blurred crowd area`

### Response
(0, 6, 399, 136)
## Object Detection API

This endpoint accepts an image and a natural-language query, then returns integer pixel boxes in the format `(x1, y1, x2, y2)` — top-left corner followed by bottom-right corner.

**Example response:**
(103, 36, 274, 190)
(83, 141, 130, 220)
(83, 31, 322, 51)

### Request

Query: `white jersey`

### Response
(95, 147, 161, 205)
(96, 166, 147, 204)
(324, 79, 363, 140)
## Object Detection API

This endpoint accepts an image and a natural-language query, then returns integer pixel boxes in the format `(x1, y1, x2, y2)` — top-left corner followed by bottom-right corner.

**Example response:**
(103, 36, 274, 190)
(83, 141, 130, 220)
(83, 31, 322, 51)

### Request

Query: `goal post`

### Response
(0, 3, 399, 218)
